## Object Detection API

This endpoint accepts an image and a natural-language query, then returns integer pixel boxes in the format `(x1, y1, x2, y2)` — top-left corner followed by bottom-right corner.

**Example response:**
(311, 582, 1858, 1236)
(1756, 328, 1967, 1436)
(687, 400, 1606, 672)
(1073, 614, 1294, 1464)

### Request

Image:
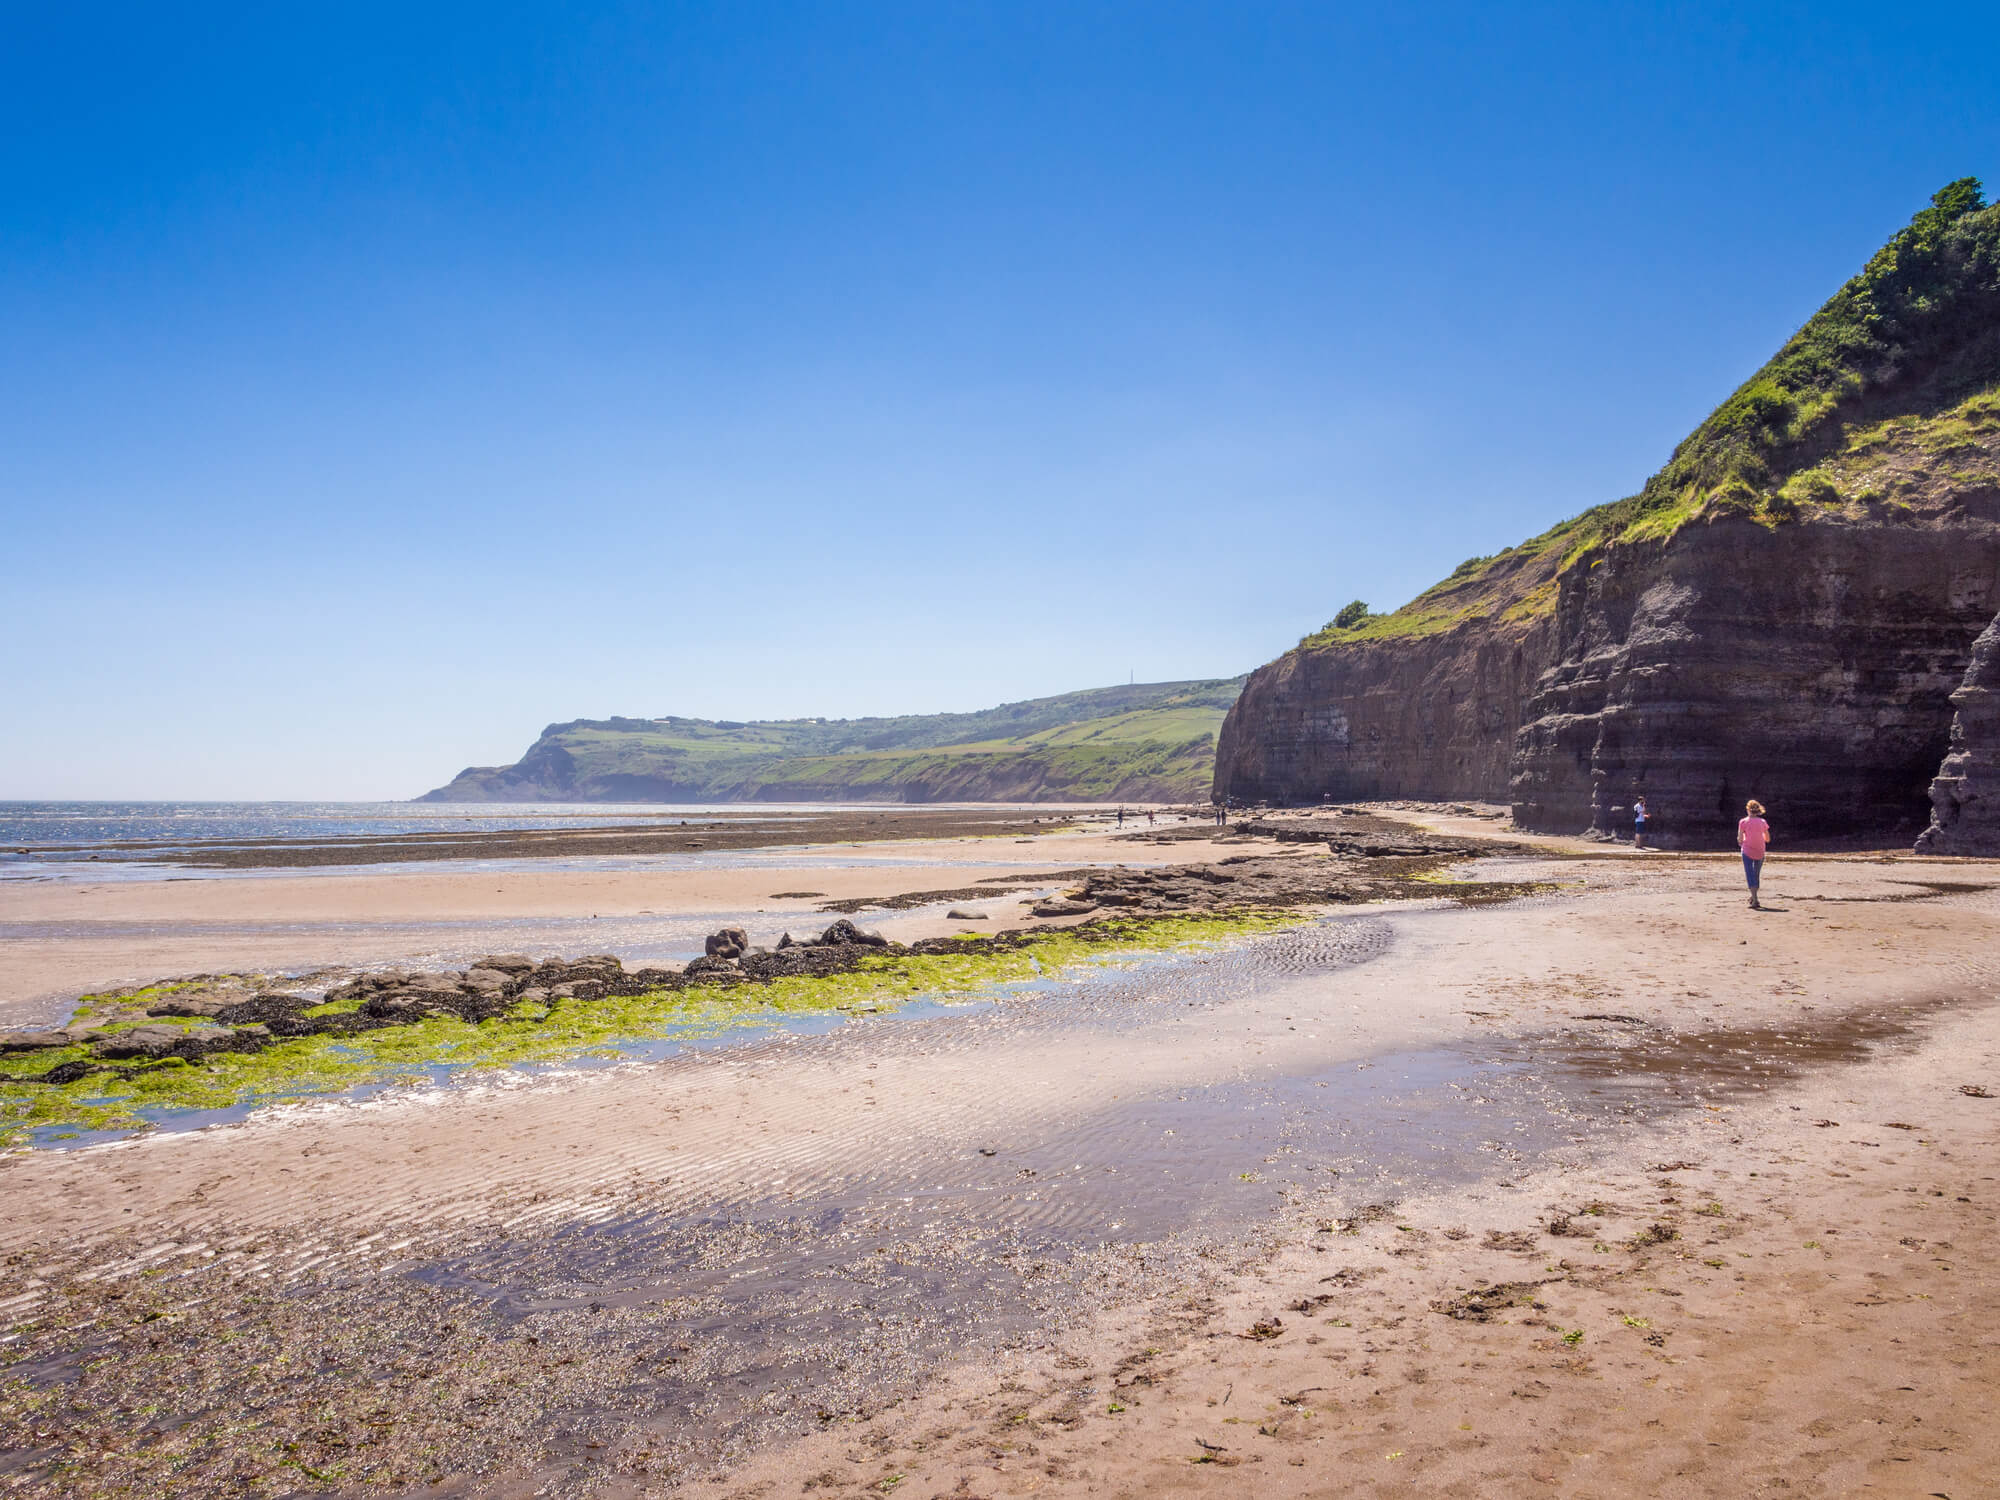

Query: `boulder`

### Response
(704, 928, 751, 960)
(945, 908, 987, 921)
(461, 968, 515, 995)
(816, 919, 888, 948)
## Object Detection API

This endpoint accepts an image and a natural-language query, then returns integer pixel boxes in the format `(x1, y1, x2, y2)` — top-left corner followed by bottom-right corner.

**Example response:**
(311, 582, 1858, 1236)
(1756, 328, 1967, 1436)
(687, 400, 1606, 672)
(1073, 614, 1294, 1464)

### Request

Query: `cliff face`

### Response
(1916, 608, 2000, 853)
(1215, 557, 1558, 804)
(1215, 181, 2000, 844)
(1511, 506, 2000, 841)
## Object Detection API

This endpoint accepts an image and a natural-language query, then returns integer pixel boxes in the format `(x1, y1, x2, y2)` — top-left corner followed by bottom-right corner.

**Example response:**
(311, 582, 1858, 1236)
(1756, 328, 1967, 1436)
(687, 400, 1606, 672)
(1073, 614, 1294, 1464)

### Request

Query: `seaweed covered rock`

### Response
(92, 1024, 265, 1061)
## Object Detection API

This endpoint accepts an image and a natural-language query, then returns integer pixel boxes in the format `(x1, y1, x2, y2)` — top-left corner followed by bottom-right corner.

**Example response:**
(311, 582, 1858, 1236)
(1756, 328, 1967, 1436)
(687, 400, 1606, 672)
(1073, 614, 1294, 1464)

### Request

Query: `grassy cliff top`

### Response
(534, 677, 1244, 760)
(421, 677, 1246, 802)
(1302, 181, 2000, 651)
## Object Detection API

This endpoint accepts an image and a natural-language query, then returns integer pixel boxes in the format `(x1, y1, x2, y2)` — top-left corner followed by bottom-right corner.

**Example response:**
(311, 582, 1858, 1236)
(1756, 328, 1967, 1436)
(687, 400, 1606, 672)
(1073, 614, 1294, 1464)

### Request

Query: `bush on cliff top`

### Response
(1655, 177, 1997, 502)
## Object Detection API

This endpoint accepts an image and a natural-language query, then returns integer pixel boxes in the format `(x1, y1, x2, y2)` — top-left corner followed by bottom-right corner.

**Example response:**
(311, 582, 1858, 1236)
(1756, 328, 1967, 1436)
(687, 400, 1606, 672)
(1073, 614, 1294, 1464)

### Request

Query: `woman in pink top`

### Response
(1737, 799, 1771, 909)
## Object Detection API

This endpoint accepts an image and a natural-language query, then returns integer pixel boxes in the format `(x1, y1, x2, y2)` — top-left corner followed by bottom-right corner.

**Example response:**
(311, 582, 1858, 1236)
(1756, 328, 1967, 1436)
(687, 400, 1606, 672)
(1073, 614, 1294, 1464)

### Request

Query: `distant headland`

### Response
(419, 677, 1246, 805)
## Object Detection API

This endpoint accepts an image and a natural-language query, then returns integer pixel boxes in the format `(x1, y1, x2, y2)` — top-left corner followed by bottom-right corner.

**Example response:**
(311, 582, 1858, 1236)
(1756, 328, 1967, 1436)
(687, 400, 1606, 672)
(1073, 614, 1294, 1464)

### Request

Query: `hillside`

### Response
(421, 678, 1245, 805)
(1218, 179, 2000, 846)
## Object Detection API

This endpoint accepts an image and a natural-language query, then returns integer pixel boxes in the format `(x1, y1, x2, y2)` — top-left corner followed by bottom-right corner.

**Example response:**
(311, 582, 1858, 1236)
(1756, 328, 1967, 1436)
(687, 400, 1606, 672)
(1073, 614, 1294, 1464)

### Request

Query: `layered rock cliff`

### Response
(1510, 497, 2000, 841)
(1213, 549, 1560, 804)
(1217, 180, 2000, 847)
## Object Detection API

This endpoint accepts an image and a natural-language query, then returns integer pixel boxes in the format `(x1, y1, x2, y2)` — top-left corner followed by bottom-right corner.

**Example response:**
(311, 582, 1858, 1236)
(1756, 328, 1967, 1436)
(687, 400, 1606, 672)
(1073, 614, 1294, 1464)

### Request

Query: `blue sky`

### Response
(4, 1, 1995, 798)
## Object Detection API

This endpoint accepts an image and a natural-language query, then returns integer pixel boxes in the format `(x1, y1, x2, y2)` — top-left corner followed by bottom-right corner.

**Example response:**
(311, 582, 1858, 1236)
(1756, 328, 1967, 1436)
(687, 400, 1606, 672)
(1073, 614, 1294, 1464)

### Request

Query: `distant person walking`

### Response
(1116, 807, 1125, 828)
(1737, 799, 1771, 909)
(1633, 796, 1649, 849)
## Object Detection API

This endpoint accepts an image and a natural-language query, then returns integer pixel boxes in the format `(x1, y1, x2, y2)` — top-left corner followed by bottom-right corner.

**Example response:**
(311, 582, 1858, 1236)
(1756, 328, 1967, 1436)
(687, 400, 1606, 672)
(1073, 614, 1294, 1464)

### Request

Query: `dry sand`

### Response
(2, 815, 1998, 1496)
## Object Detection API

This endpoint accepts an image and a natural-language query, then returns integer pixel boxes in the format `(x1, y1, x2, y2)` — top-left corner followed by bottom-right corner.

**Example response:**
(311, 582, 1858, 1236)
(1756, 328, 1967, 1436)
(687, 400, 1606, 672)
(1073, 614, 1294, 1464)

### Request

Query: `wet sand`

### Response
(3, 816, 1999, 1495)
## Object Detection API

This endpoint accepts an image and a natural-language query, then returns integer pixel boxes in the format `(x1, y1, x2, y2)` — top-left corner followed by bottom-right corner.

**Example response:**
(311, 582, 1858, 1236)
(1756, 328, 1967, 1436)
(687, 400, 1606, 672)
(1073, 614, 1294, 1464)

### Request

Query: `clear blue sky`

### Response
(4, 2, 1995, 798)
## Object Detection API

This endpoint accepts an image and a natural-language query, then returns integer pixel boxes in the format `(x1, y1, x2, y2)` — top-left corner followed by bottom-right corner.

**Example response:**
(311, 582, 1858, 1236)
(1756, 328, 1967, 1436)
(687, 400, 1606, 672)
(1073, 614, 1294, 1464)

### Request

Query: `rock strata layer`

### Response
(1511, 510, 2000, 842)
(1215, 574, 1556, 806)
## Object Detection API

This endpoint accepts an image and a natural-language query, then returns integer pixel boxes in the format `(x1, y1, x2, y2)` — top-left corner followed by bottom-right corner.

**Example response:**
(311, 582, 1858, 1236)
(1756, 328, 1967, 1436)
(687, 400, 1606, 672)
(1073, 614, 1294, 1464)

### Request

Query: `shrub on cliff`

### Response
(1657, 178, 1999, 501)
(1282, 181, 2000, 657)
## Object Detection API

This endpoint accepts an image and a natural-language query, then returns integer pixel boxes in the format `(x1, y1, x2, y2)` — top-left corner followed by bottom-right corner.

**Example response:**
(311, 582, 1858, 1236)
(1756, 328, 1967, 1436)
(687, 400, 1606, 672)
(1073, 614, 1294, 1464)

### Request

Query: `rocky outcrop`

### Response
(1512, 506, 2000, 843)
(1916, 608, 2000, 853)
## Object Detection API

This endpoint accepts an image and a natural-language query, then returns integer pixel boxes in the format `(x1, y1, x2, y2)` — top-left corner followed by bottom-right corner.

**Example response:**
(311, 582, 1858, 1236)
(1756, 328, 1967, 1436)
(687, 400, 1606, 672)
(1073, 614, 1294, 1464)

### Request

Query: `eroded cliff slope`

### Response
(1217, 180, 2000, 845)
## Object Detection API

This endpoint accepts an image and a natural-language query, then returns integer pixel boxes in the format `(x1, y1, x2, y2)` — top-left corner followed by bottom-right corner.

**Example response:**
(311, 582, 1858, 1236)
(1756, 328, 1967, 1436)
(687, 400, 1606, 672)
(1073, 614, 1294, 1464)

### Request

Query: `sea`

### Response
(0, 800, 803, 850)
(0, 800, 876, 883)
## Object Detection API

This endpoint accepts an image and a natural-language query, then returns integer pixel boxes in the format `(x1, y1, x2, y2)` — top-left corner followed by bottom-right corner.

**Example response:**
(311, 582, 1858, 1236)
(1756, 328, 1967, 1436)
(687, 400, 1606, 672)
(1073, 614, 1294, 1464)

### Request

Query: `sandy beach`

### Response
(2, 809, 1998, 1496)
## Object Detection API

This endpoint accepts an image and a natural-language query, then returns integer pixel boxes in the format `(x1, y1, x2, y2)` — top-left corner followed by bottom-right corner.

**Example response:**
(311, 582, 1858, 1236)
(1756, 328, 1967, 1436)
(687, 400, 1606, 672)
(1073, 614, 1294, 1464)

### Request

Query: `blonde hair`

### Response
(1745, 799, 1765, 816)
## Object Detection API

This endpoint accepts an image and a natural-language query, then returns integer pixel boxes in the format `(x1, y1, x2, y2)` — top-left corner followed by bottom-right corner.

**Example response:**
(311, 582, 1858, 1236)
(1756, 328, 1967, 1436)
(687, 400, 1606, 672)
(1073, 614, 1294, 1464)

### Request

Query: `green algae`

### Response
(0, 912, 1296, 1147)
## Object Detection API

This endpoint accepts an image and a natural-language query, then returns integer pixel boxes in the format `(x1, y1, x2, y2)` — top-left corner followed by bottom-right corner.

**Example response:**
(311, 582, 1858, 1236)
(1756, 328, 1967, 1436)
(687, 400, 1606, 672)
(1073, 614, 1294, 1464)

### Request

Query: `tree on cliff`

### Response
(1330, 600, 1372, 631)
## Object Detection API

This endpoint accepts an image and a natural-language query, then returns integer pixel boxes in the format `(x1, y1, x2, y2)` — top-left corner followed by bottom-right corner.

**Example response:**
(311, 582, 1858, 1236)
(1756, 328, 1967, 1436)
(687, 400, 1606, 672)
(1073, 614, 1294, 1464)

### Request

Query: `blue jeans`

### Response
(1742, 854, 1763, 889)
